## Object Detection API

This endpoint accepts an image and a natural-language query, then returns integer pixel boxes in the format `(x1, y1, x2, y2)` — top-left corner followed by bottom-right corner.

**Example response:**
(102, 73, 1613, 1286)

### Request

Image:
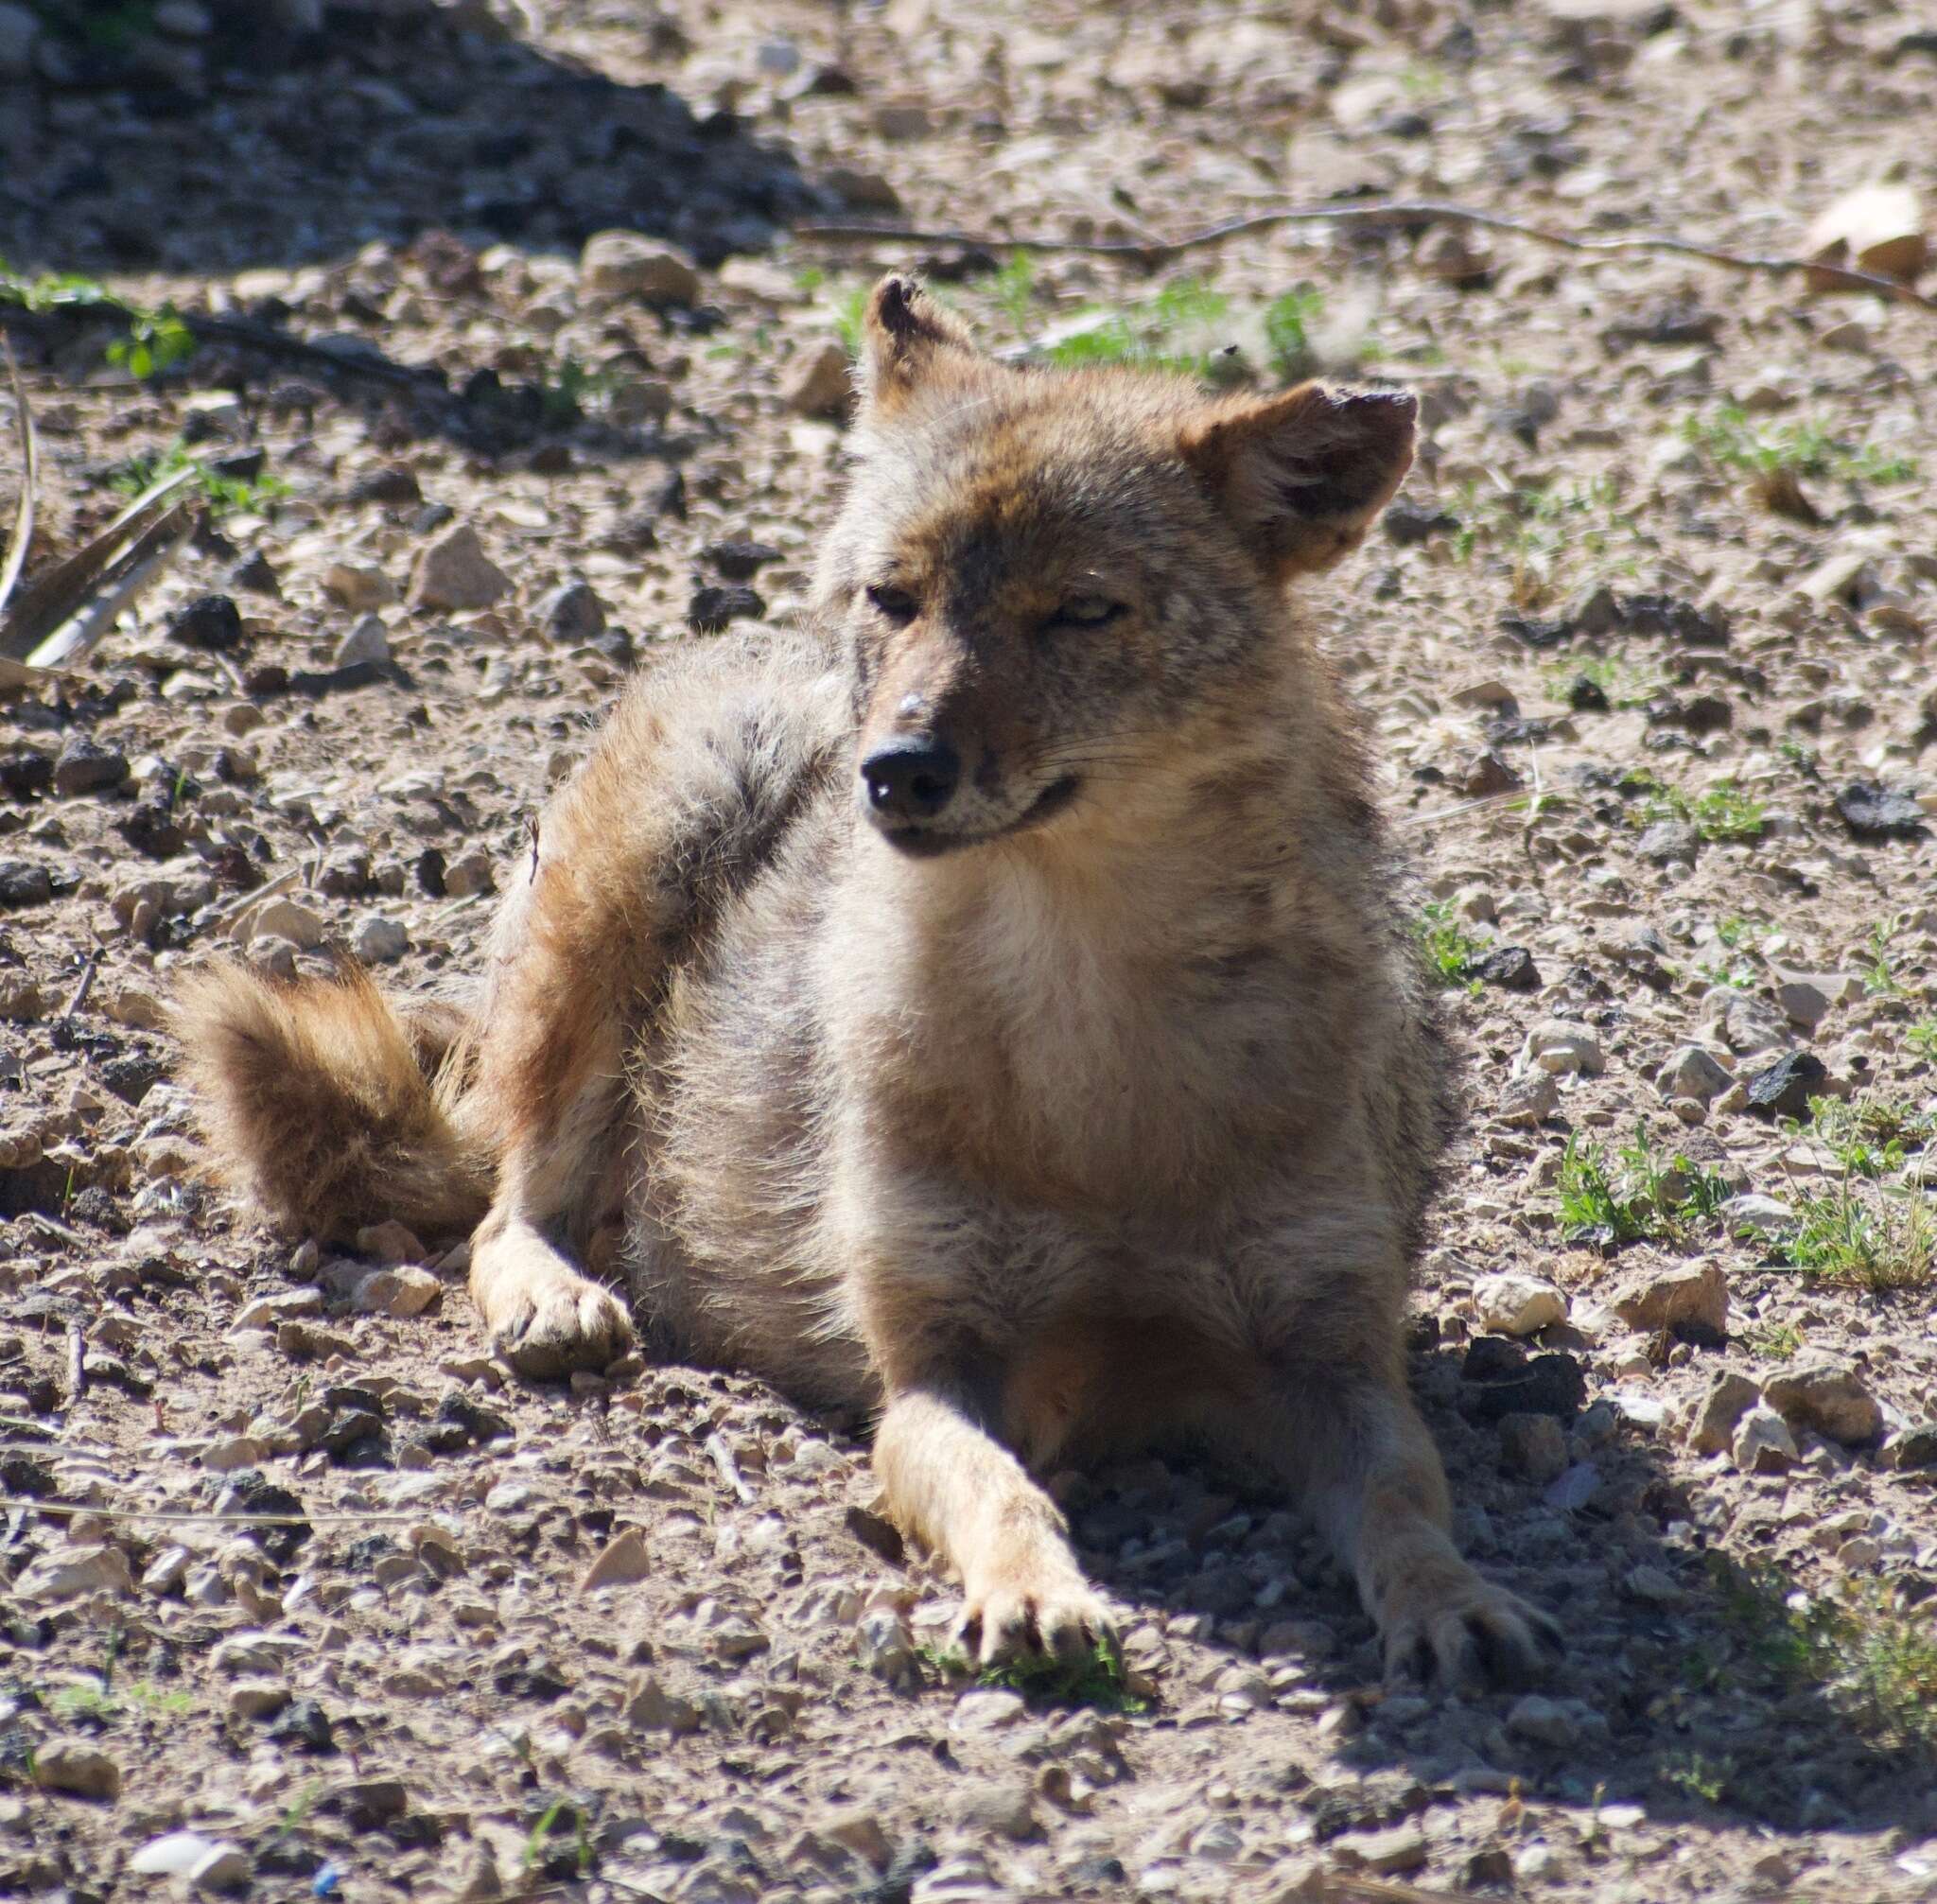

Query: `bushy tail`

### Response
(171, 961, 493, 1243)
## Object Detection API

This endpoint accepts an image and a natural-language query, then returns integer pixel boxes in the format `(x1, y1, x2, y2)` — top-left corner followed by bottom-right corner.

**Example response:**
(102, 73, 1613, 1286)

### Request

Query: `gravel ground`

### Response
(2, 2, 1936, 1899)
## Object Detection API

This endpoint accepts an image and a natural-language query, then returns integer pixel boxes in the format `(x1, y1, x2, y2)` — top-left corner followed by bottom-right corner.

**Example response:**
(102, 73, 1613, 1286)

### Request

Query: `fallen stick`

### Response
(797, 200, 1937, 312)
(0, 339, 36, 619)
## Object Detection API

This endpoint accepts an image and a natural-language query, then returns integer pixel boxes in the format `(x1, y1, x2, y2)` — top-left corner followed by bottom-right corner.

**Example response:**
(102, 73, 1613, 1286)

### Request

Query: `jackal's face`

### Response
(821, 276, 1415, 858)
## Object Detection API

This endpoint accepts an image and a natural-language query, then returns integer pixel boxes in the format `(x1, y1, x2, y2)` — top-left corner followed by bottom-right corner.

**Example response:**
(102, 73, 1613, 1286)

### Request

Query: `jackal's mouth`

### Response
(876, 774, 1082, 858)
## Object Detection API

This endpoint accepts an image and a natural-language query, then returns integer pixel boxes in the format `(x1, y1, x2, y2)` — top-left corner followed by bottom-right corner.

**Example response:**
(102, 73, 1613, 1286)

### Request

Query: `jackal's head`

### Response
(821, 275, 1414, 857)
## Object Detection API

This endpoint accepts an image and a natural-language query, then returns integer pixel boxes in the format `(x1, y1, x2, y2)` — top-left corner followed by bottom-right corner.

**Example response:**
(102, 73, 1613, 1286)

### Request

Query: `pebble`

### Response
(951, 1688, 1028, 1733)
(33, 1739, 122, 1799)
(189, 1844, 253, 1893)
(1474, 1272, 1567, 1336)
(169, 593, 246, 651)
(1734, 1406, 1798, 1473)
(227, 1677, 291, 1720)
(443, 849, 496, 898)
(539, 577, 607, 643)
(410, 523, 512, 612)
(1636, 819, 1700, 865)
(322, 563, 397, 612)
(1333, 1825, 1427, 1876)
(252, 897, 327, 949)
(953, 1780, 1039, 1842)
(1761, 1357, 1883, 1445)
(1720, 1193, 1792, 1232)
(131, 1831, 221, 1877)
(1506, 1694, 1589, 1749)
(352, 915, 409, 963)
(689, 584, 765, 632)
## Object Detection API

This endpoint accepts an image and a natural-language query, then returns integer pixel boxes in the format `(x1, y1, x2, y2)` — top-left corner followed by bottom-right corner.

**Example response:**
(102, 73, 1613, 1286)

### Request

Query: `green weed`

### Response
(1681, 403, 1917, 485)
(107, 442, 288, 516)
(1414, 900, 1484, 993)
(991, 252, 1038, 338)
(1909, 1022, 1937, 1060)
(1631, 776, 1765, 844)
(916, 1638, 1146, 1714)
(1761, 1182, 1933, 1291)
(1558, 1128, 1730, 1247)
(1262, 286, 1326, 381)
(1660, 1751, 1735, 1805)
(1042, 276, 1231, 380)
(0, 255, 196, 381)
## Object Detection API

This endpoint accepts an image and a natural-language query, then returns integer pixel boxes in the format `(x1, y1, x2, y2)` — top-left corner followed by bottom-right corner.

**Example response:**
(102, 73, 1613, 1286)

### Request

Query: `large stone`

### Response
(580, 233, 700, 305)
(781, 341, 853, 418)
(1655, 1046, 1732, 1105)
(15, 1544, 134, 1602)
(1473, 1273, 1568, 1337)
(1685, 1370, 1759, 1455)
(410, 524, 512, 612)
(580, 1527, 652, 1592)
(1522, 1019, 1605, 1076)
(1762, 1358, 1883, 1446)
(33, 1739, 121, 1799)
(1734, 1406, 1797, 1474)
(1743, 1052, 1829, 1120)
(1608, 1262, 1728, 1343)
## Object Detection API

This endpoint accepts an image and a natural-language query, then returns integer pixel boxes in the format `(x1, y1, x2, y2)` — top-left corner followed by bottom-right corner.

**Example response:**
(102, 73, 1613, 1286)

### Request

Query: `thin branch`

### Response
(0, 339, 37, 618)
(797, 200, 1937, 312)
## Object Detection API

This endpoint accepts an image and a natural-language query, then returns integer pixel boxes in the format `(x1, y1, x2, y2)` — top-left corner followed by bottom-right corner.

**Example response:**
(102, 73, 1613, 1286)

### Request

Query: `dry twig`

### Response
(0, 339, 36, 620)
(798, 200, 1937, 311)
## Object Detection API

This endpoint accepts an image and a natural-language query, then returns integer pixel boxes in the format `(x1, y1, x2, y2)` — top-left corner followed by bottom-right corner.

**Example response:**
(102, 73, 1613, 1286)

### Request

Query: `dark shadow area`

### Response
(3, 3, 816, 276)
(958, 1332, 1937, 1869)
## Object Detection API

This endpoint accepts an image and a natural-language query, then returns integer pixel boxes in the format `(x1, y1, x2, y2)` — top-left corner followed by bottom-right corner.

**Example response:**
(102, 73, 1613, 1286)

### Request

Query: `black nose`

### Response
(862, 738, 961, 823)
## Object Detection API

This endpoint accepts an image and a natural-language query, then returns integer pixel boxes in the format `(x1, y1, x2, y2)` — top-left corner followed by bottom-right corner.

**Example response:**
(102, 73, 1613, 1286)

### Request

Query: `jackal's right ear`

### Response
(1181, 383, 1417, 578)
(858, 275, 979, 413)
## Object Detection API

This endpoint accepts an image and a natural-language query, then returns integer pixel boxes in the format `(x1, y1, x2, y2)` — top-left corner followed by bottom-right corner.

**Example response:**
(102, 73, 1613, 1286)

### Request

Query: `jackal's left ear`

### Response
(858, 274, 979, 413)
(1181, 384, 1416, 577)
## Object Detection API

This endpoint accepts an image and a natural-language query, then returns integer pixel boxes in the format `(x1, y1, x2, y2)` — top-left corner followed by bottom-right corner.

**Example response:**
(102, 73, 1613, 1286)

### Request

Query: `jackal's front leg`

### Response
(874, 1381, 1116, 1668)
(1231, 1368, 1562, 1687)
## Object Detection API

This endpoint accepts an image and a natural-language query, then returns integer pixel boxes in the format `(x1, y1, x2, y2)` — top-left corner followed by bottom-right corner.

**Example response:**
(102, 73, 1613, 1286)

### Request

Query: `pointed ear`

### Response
(858, 274, 979, 412)
(1180, 384, 1417, 577)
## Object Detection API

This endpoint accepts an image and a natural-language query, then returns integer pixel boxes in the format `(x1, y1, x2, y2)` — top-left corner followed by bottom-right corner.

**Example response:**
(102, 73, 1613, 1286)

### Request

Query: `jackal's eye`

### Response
(1043, 594, 1126, 633)
(865, 583, 918, 625)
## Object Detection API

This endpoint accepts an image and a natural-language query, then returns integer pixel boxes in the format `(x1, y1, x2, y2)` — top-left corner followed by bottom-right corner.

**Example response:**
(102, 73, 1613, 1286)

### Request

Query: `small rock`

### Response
(1383, 500, 1461, 546)
(0, 860, 54, 909)
(252, 897, 327, 950)
(1733, 1405, 1797, 1474)
(1762, 1357, 1882, 1445)
(951, 1688, 1028, 1732)
(333, 614, 391, 668)
(781, 340, 853, 418)
(16, 1544, 134, 1602)
(580, 1527, 652, 1591)
(1636, 819, 1701, 865)
(1834, 781, 1927, 842)
(1608, 1262, 1727, 1343)
(702, 538, 782, 581)
(1654, 1046, 1732, 1105)
(1721, 996, 1789, 1057)
(580, 232, 701, 305)
(1506, 1694, 1585, 1749)
(1496, 1071, 1559, 1127)
(410, 524, 512, 612)
(952, 1780, 1039, 1843)
(1475, 945, 1540, 991)
(854, 1607, 918, 1686)
(33, 1738, 121, 1799)
(688, 585, 765, 633)
(321, 563, 397, 615)
(352, 916, 408, 964)
(1462, 749, 1522, 798)
(1886, 1424, 1937, 1471)
(1686, 1371, 1759, 1455)
(227, 1678, 291, 1721)
(442, 849, 495, 898)
(1806, 181, 1927, 288)
(1522, 1019, 1604, 1076)
(1743, 1051, 1829, 1120)
(169, 594, 246, 652)
(1463, 1350, 1586, 1422)
(352, 1266, 441, 1317)
(1720, 1193, 1793, 1233)
(131, 1831, 220, 1878)
(1474, 1273, 1568, 1337)
(189, 1843, 253, 1892)
(54, 736, 131, 796)
(624, 1675, 700, 1734)
(1497, 1412, 1568, 1482)
(539, 578, 607, 644)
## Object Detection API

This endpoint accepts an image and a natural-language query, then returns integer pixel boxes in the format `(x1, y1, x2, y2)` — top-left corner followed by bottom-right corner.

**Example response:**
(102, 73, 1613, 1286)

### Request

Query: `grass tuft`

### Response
(1558, 1128, 1730, 1248)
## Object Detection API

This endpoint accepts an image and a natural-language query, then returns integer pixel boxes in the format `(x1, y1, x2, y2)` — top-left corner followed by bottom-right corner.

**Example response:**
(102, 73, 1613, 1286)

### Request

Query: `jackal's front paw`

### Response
(958, 1561, 1118, 1669)
(1379, 1562, 1562, 1691)
(491, 1272, 635, 1380)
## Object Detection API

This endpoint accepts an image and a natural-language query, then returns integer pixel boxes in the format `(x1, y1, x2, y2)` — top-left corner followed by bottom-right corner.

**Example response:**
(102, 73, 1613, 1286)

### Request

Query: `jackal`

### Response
(177, 276, 1559, 1686)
